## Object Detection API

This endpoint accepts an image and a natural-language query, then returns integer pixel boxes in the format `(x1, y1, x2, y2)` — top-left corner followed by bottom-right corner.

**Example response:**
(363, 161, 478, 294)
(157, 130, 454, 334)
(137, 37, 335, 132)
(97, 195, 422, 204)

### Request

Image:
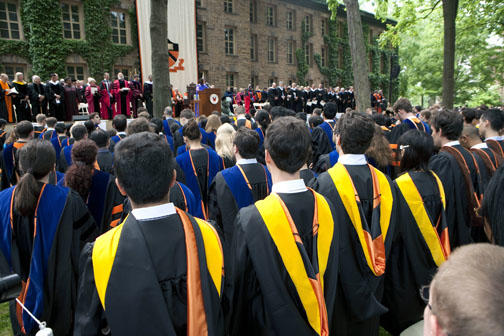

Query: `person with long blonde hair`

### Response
(205, 114, 222, 149)
(215, 123, 236, 168)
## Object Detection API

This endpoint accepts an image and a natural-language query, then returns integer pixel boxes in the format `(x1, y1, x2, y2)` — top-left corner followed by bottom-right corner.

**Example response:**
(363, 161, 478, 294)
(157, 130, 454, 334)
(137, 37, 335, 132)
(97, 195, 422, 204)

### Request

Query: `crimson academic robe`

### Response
(112, 79, 132, 117)
(311, 163, 398, 336)
(85, 85, 101, 114)
(0, 184, 96, 336)
(226, 190, 340, 335)
(99, 80, 115, 119)
(74, 209, 224, 336)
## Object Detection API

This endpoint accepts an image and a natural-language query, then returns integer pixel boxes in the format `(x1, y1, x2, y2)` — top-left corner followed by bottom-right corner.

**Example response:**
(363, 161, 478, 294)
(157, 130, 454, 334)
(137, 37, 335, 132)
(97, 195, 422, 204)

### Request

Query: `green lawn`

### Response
(0, 303, 12, 336)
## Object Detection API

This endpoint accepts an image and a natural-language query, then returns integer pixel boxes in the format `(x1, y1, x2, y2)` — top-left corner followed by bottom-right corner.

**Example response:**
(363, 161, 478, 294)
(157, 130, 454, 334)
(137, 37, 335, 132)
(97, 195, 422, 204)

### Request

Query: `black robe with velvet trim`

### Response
(225, 191, 340, 336)
(310, 165, 398, 336)
(381, 171, 446, 335)
(74, 212, 224, 336)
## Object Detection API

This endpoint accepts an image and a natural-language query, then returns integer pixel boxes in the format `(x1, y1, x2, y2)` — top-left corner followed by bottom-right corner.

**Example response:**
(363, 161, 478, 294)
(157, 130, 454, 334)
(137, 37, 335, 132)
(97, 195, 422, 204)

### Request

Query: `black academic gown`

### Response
(311, 164, 398, 336)
(381, 171, 448, 335)
(0, 184, 96, 336)
(45, 81, 66, 120)
(96, 149, 114, 175)
(428, 145, 480, 248)
(12, 81, 31, 121)
(74, 210, 224, 336)
(226, 190, 340, 336)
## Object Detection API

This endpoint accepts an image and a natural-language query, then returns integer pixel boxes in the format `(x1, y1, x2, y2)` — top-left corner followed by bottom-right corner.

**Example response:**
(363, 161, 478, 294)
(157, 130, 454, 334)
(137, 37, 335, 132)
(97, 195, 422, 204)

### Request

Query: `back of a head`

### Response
(265, 116, 311, 174)
(15, 140, 56, 216)
(336, 112, 375, 154)
(46, 117, 57, 128)
(0, 118, 6, 128)
(312, 108, 322, 116)
(461, 124, 480, 140)
(89, 129, 110, 148)
(234, 128, 260, 159)
(255, 110, 271, 130)
(309, 115, 324, 128)
(481, 108, 504, 132)
(270, 106, 295, 120)
(393, 97, 413, 113)
(65, 139, 98, 200)
(431, 243, 504, 336)
(36, 114, 46, 124)
(84, 120, 95, 134)
(432, 109, 463, 141)
(215, 123, 236, 159)
(366, 125, 392, 168)
(112, 114, 127, 132)
(183, 119, 201, 141)
(461, 107, 477, 124)
(127, 117, 151, 135)
(115, 132, 174, 205)
(180, 108, 195, 121)
(71, 124, 88, 141)
(206, 114, 221, 133)
(220, 115, 231, 125)
(481, 166, 504, 245)
(138, 111, 151, 120)
(150, 117, 163, 134)
(55, 123, 66, 134)
(16, 121, 33, 139)
(296, 112, 307, 122)
(323, 102, 337, 120)
(235, 106, 246, 116)
(398, 129, 434, 171)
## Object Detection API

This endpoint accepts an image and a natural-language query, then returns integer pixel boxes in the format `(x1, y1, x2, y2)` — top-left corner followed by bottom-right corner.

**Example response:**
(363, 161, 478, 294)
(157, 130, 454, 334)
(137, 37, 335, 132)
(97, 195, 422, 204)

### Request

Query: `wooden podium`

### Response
(197, 88, 221, 116)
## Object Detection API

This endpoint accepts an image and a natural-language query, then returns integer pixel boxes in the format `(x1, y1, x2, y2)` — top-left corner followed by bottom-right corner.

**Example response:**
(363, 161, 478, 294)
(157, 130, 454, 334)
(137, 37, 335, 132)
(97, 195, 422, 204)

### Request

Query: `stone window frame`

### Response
(267, 37, 277, 63)
(61, 1, 85, 40)
(286, 10, 296, 31)
(224, 0, 233, 14)
(1, 63, 25, 80)
(197, 21, 207, 54)
(321, 18, 328, 36)
(110, 10, 130, 45)
(321, 45, 328, 67)
(302, 14, 313, 34)
(66, 63, 87, 81)
(266, 5, 276, 27)
(250, 33, 258, 61)
(226, 72, 236, 88)
(286, 39, 296, 65)
(304, 42, 312, 66)
(249, 0, 257, 23)
(224, 27, 235, 56)
(250, 74, 258, 88)
(0, 0, 23, 40)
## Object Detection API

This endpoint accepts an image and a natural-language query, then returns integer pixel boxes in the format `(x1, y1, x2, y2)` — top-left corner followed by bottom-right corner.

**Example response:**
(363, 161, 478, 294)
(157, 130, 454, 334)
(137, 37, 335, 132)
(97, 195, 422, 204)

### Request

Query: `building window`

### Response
(66, 64, 86, 81)
(287, 40, 295, 65)
(267, 37, 276, 63)
(338, 20, 344, 38)
(224, 0, 233, 13)
(197, 22, 206, 53)
(250, 34, 258, 61)
(113, 66, 133, 80)
(321, 46, 328, 67)
(1, 64, 25, 80)
(0, 2, 21, 39)
(303, 15, 312, 34)
(249, 0, 257, 23)
(266, 6, 276, 26)
(268, 78, 277, 87)
(250, 74, 258, 88)
(224, 28, 234, 55)
(304, 43, 312, 66)
(226, 72, 235, 87)
(61, 3, 83, 39)
(321, 18, 328, 36)
(110, 11, 128, 45)
(286, 11, 294, 30)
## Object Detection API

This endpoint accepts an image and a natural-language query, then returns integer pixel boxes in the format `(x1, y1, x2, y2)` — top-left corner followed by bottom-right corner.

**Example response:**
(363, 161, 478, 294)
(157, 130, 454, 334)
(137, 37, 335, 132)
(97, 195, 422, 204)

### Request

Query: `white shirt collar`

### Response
(272, 179, 307, 194)
(144, 81, 152, 84)
(237, 115, 246, 120)
(131, 203, 176, 221)
(486, 136, 503, 141)
(50, 80, 59, 85)
(444, 140, 460, 147)
(338, 154, 367, 165)
(117, 131, 126, 136)
(46, 127, 55, 131)
(236, 158, 257, 165)
(471, 143, 488, 149)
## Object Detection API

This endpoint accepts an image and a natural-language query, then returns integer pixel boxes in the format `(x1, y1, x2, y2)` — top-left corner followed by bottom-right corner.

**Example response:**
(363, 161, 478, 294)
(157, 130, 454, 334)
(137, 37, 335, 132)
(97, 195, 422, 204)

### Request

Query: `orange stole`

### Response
(0, 80, 13, 122)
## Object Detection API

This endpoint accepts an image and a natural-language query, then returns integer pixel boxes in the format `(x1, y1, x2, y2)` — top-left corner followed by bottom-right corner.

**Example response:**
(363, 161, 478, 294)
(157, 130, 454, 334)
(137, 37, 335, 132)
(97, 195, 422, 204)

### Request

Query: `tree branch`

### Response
(420, 0, 441, 19)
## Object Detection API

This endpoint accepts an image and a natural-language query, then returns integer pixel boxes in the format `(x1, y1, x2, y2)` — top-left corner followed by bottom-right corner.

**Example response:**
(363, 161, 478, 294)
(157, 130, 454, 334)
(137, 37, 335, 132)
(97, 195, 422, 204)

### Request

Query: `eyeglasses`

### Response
(420, 285, 433, 312)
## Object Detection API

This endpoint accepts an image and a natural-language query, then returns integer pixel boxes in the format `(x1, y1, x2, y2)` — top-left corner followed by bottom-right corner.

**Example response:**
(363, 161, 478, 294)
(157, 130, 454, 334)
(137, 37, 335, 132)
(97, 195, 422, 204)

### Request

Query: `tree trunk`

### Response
(150, 0, 171, 118)
(343, 0, 371, 112)
(442, 0, 458, 109)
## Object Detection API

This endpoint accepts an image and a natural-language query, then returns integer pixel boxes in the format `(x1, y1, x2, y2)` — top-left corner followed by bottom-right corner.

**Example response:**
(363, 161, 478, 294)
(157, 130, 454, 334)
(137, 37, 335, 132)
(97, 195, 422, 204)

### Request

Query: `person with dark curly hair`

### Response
(63, 139, 124, 233)
(0, 140, 96, 335)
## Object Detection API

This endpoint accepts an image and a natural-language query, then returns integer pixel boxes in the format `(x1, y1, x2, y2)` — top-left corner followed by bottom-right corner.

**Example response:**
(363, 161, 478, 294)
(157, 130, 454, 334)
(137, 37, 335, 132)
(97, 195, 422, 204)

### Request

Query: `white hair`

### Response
(32, 75, 40, 82)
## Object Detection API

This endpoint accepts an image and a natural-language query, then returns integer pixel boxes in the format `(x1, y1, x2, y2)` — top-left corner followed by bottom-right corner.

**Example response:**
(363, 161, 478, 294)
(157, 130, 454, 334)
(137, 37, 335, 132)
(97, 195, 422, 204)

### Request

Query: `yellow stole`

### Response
(328, 162, 393, 276)
(255, 190, 333, 336)
(395, 172, 450, 266)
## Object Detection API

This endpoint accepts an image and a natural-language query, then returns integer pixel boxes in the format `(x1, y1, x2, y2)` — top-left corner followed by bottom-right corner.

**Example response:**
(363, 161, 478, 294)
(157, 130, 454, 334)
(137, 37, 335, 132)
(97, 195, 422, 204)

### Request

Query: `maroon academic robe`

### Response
(99, 80, 115, 120)
(112, 79, 132, 117)
(85, 85, 101, 114)
(130, 80, 143, 117)
(63, 85, 79, 121)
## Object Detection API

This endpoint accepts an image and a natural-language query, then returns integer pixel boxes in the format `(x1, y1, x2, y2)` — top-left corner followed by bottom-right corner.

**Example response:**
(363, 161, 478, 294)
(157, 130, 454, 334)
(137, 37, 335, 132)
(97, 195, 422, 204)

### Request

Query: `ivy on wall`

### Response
(2, 0, 137, 80)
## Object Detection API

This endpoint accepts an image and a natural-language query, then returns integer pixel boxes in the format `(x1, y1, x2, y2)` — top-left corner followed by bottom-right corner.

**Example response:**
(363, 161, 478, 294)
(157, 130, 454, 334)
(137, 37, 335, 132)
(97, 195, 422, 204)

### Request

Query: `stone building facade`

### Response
(196, 0, 394, 90)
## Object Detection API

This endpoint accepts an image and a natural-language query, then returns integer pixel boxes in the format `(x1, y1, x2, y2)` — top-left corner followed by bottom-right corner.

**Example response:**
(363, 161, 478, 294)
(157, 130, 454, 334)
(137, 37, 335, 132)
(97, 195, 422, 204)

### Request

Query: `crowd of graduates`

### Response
(1, 94, 504, 336)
